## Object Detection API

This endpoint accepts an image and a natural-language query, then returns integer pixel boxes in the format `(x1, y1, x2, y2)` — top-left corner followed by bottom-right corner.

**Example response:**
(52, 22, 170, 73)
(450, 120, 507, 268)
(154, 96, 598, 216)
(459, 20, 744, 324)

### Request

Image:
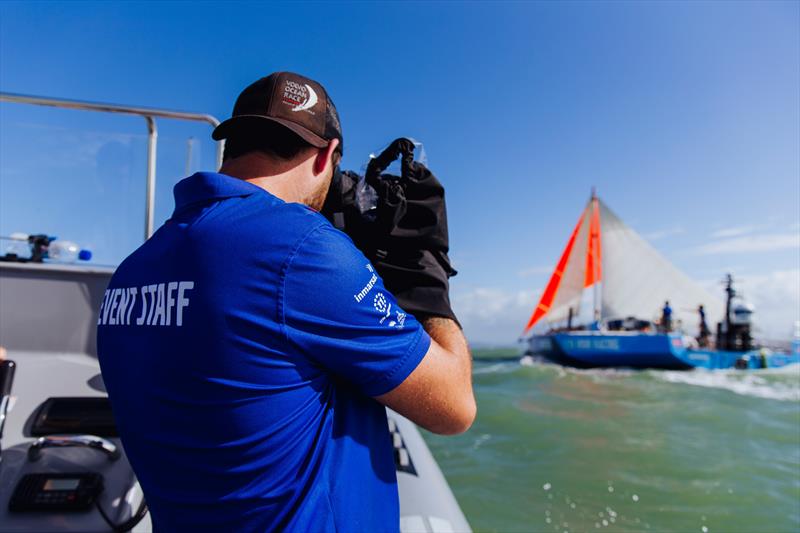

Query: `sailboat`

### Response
(521, 193, 799, 370)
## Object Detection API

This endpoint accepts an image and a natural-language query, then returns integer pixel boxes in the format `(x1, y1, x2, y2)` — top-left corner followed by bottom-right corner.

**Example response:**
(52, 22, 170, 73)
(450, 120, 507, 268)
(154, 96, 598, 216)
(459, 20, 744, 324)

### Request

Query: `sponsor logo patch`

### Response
(354, 264, 378, 303)
(282, 80, 317, 114)
(373, 292, 392, 324)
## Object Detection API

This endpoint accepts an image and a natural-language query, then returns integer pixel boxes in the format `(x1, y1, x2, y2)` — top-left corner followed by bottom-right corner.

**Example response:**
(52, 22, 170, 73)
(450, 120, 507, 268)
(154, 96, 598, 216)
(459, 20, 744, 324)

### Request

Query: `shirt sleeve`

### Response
(281, 222, 431, 397)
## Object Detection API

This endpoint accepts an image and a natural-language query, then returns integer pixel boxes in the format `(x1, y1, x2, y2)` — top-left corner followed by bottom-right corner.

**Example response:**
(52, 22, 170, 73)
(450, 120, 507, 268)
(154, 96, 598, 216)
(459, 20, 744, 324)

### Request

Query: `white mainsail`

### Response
(599, 200, 723, 331)
(523, 195, 723, 334)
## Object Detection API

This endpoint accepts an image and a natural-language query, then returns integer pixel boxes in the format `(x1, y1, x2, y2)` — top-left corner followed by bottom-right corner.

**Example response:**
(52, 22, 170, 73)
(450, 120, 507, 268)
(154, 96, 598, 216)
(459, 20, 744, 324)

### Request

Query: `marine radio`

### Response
(9, 472, 103, 512)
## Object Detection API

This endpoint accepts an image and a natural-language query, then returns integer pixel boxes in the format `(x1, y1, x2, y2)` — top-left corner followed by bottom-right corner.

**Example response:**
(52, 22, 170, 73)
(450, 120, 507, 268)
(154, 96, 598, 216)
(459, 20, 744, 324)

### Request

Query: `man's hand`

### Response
(375, 317, 475, 435)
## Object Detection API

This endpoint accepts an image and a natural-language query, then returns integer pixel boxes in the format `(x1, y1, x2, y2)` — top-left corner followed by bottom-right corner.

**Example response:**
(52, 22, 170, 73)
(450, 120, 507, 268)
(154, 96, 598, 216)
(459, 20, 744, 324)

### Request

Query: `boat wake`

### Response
(520, 355, 637, 378)
(477, 354, 800, 402)
(654, 366, 800, 402)
(472, 362, 520, 375)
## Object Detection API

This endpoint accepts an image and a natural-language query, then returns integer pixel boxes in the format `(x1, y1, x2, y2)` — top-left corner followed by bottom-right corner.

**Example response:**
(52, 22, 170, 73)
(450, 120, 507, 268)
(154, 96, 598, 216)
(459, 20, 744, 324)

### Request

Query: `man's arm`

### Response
(282, 223, 474, 434)
(375, 317, 475, 435)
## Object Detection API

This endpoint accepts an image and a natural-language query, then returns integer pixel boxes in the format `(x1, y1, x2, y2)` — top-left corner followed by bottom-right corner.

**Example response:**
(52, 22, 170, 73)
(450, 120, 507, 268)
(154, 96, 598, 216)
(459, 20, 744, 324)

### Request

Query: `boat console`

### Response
(0, 355, 148, 531)
(0, 258, 147, 531)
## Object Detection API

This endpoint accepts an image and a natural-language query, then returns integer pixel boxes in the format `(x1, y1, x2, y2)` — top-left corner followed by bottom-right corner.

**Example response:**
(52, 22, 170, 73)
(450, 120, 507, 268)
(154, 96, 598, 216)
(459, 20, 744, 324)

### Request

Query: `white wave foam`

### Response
(519, 354, 541, 367)
(656, 368, 800, 402)
(569, 366, 638, 379)
(473, 362, 520, 375)
(519, 356, 642, 379)
(519, 355, 570, 378)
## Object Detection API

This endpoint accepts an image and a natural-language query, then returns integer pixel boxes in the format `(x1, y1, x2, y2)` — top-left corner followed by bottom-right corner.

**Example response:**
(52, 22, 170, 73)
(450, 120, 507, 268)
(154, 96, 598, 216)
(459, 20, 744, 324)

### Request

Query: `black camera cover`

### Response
(321, 138, 458, 322)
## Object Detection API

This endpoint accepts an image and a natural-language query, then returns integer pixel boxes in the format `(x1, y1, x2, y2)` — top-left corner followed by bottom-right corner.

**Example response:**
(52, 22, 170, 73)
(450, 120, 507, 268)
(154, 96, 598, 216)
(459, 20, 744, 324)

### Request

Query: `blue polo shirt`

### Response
(97, 172, 430, 532)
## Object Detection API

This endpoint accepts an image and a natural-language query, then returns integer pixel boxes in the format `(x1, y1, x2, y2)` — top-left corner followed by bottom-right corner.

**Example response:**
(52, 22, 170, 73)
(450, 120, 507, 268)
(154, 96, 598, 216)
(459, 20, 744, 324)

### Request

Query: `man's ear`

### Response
(313, 138, 340, 176)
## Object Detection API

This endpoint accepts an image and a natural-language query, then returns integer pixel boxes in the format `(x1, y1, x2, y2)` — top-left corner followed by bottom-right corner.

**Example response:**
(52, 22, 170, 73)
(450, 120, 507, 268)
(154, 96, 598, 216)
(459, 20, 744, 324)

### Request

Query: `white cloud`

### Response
(691, 233, 800, 255)
(735, 269, 800, 341)
(452, 287, 539, 344)
(709, 225, 755, 239)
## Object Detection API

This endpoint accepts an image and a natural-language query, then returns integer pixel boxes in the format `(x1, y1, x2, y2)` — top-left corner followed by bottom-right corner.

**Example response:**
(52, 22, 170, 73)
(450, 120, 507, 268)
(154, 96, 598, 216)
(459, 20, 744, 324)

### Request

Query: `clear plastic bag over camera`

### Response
(355, 138, 427, 214)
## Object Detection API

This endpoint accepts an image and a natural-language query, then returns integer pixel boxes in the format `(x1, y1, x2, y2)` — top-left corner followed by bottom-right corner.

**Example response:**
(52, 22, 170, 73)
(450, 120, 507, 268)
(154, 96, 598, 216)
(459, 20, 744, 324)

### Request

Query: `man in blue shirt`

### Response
(662, 300, 673, 332)
(97, 72, 475, 532)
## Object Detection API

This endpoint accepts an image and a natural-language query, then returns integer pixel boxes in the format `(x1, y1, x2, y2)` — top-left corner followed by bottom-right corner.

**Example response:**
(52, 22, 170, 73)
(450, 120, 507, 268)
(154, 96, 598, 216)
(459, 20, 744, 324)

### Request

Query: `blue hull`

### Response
(528, 332, 800, 370)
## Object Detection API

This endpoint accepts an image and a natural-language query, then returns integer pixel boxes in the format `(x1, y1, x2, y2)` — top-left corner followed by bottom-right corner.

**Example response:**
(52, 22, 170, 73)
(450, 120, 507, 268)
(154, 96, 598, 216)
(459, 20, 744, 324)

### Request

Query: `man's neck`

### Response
(219, 153, 310, 205)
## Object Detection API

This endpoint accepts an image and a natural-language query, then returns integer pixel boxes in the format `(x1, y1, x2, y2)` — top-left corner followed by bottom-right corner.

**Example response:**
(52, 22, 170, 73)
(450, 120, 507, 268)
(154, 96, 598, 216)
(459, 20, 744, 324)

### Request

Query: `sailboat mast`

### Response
(591, 189, 601, 323)
(593, 269, 600, 322)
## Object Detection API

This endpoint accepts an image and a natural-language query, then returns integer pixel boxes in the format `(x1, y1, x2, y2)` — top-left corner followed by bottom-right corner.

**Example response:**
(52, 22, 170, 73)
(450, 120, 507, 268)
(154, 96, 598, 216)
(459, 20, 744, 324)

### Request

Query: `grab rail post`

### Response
(145, 116, 158, 239)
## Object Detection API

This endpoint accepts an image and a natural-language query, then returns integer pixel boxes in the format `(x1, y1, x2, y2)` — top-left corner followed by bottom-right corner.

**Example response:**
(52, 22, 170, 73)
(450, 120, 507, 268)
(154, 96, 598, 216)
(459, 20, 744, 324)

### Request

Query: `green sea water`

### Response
(424, 348, 800, 533)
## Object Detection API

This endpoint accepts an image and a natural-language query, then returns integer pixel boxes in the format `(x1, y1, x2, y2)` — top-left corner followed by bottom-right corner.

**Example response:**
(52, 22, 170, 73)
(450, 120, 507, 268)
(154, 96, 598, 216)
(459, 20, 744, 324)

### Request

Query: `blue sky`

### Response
(1, 1, 798, 342)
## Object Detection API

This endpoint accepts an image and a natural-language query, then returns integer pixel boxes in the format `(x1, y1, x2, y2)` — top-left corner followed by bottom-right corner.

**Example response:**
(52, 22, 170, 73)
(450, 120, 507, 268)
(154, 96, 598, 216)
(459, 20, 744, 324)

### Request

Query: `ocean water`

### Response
(424, 348, 800, 533)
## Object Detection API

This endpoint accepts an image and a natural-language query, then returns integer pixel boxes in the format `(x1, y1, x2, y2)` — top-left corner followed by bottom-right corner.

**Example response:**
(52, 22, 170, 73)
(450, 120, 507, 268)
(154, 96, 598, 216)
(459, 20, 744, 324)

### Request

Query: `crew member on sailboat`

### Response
(698, 304, 711, 347)
(97, 72, 475, 532)
(661, 301, 673, 332)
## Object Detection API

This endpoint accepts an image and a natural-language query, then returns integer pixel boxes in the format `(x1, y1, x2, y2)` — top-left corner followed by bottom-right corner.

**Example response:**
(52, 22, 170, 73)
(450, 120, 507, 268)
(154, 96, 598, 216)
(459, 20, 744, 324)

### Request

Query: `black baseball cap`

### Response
(212, 72, 342, 151)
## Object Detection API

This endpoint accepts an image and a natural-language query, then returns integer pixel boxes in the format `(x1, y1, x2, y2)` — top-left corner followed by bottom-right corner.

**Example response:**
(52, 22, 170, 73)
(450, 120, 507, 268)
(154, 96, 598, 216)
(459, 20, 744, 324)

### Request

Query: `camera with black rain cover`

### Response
(321, 138, 458, 323)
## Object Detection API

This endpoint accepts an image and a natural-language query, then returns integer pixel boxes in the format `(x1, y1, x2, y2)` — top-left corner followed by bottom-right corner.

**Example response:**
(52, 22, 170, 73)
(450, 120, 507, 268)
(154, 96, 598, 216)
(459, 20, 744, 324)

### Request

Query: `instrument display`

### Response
(43, 478, 81, 491)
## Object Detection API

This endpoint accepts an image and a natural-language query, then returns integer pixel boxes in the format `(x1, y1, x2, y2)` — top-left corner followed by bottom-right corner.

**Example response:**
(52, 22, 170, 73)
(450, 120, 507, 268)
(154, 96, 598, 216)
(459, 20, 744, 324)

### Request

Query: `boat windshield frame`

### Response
(0, 92, 223, 241)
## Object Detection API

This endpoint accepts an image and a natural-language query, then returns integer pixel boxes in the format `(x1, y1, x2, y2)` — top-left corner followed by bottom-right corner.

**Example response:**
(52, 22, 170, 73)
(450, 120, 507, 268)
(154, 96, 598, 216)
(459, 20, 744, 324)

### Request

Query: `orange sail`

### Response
(522, 212, 586, 333)
(584, 197, 602, 288)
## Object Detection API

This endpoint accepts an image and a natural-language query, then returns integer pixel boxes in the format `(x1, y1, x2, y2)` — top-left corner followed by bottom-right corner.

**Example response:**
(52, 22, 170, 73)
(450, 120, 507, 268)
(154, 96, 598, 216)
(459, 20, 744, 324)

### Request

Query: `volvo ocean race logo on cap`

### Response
(283, 80, 318, 114)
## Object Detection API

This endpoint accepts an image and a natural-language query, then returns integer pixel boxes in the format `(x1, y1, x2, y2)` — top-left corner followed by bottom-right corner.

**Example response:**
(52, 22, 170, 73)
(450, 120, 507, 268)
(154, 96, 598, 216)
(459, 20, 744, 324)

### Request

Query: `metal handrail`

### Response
(27, 434, 120, 462)
(0, 360, 16, 443)
(0, 92, 224, 240)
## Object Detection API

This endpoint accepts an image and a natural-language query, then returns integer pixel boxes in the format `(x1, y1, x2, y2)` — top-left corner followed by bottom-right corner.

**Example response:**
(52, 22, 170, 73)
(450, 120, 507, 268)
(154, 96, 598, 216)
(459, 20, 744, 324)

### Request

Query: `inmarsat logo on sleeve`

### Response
(354, 264, 378, 303)
(388, 311, 406, 330)
(353, 264, 405, 329)
(373, 292, 392, 324)
(373, 292, 388, 313)
(373, 294, 406, 329)
(282, 80, 318, 114)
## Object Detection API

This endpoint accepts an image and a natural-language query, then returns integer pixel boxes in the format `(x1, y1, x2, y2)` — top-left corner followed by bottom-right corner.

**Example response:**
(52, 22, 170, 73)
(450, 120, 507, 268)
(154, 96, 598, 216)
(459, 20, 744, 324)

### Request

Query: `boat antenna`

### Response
(723, 273, 734, 350)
